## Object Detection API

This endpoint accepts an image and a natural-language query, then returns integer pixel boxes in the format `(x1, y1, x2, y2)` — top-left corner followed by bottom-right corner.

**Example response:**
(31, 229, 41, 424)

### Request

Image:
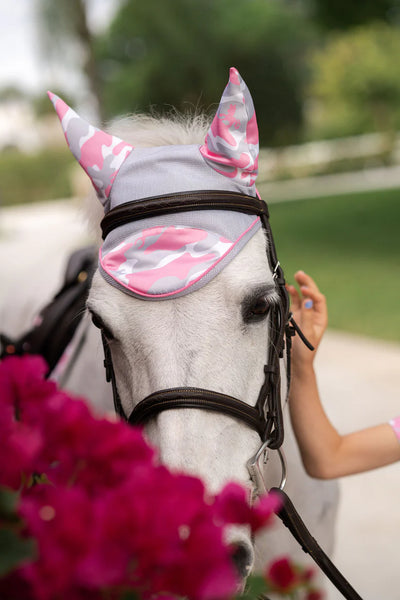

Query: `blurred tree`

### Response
(0, 87, 29, 103)
(32, 90, 77, 118)
(307, 0, 400, 29)
(307, 22, 400, 139)
(95, 0, 313, 145)
(37, 0, 102, 117)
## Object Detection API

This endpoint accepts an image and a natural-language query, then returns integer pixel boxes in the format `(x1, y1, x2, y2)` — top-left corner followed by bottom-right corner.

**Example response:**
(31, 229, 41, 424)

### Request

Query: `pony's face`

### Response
(87, 228, 279, 577)
(53, 66, 280, 579)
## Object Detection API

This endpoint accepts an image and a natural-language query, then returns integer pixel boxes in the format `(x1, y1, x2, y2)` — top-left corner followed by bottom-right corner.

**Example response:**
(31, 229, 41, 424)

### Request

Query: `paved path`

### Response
(1, 199, 399, 599)
(316, 332, 400, 600)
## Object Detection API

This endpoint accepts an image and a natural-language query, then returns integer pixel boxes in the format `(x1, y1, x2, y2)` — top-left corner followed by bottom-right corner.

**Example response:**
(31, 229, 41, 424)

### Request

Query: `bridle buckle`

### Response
(247, 438, 287, 498)
(272, 260, 281, 280)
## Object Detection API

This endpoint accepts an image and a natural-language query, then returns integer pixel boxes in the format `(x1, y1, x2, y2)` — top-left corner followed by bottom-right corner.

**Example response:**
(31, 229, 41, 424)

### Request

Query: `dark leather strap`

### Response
(271, 488, 363, 600)
(128, 387, 266, 438)
(101, 331, 126, 418)
(101, 190, 269, 238)
(252, 213, 292, 449)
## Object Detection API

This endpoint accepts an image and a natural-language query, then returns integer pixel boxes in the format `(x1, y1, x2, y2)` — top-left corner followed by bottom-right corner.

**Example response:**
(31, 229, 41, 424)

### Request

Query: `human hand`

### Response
(286, 271, 328, 368)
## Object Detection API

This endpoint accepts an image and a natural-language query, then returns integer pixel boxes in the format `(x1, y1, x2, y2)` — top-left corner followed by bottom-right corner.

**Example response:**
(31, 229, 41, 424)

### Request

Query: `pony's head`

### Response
(50, 69, 285, 580)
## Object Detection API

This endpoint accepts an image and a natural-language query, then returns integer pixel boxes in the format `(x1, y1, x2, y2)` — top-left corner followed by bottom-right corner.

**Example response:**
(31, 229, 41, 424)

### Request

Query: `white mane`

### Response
(109, 110, 210, 147)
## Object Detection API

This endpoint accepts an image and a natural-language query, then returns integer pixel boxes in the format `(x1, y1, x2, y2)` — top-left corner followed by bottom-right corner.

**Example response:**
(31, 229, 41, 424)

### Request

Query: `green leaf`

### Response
(0, 488, 20, 524)
(0, 529, 36, 577)
(119, 591, 140, 600)
(238, 573, 269, 599)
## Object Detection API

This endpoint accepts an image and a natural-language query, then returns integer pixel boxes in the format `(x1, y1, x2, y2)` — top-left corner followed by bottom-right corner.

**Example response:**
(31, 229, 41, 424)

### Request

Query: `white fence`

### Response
(258, 131, 400, 182)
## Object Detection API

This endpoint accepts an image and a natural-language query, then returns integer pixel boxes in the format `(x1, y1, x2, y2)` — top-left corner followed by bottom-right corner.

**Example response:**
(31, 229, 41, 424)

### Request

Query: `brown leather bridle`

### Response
(98, 189, 363, 600)
(100, 190, 296, 450)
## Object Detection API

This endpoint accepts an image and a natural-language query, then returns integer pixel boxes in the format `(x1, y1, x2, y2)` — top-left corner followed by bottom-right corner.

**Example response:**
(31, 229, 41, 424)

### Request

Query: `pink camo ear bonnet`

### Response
(49, 68, 261, 300)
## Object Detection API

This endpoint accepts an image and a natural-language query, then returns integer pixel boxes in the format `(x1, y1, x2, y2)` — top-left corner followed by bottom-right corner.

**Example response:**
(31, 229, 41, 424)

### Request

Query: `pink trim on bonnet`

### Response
(100, 217, 260, 298)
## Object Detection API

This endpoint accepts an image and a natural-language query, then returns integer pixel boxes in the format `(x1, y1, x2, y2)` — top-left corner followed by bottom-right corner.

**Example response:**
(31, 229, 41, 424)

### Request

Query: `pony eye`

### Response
(242, 293, 273, 324)
(89, 311, 115, 340)
(251, 297, 271, 316)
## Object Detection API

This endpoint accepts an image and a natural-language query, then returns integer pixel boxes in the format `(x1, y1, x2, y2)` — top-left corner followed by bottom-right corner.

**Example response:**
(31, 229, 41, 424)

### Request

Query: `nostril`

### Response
(231, 543, 253, 579)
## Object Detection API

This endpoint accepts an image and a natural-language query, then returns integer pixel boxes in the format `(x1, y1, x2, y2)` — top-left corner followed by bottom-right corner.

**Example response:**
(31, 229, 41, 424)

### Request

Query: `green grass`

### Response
(267, 188, 400, 342)
(0, 149, 75, 206)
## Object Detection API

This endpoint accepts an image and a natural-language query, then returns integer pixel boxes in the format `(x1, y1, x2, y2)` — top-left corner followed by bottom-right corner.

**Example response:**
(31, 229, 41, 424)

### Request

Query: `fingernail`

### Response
(304, 300, 313, 309)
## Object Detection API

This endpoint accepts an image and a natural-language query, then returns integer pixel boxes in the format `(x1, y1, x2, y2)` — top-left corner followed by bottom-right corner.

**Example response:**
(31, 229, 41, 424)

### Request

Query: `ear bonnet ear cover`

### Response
(49, 67, 262, 299)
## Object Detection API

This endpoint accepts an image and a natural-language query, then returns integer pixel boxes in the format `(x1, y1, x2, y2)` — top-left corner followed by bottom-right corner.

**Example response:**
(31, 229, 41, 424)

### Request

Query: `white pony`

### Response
(2, 69, 338, 584)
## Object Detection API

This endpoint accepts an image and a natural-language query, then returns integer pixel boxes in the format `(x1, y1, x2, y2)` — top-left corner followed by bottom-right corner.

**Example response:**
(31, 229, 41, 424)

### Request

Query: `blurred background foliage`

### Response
(308, 22, 400, 139)
(94, 0, 310, 146)
(3, 0, 400, 203)
(1, 0, 400, 340)
(29, 0, 400, 145)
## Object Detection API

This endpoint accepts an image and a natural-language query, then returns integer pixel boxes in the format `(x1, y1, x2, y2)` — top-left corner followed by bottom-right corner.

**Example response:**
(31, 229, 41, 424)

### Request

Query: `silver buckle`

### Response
(273, 261, 280, 280)
(247, 438, 287, 498)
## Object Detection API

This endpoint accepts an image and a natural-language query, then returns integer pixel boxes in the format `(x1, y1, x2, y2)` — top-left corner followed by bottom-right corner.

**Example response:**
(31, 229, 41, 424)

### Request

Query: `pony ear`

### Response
(48, 92, 133, 208)
(200, 67, 259, 187)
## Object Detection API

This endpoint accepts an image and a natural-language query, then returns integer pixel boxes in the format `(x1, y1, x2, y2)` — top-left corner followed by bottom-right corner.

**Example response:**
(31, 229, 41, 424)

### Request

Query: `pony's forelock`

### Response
(106, 110, 211, 148)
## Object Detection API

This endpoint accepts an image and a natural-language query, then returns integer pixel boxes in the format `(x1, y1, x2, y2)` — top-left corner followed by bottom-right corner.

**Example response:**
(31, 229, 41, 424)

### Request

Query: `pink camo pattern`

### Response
(200, 67, 259, 188)
(48, 92, 133, 204)
(100, 225, 235, 297)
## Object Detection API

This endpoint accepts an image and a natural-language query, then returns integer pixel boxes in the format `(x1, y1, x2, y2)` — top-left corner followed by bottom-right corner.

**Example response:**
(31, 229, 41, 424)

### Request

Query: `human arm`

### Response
(287, 271, 400, 479)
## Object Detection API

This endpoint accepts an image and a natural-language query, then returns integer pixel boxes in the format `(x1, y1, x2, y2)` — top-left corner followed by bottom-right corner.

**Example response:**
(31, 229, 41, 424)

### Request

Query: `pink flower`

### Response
(35, 399, 154, 493)
(85, 468, 238, 599)
(0, 356, 47, 489)
(266, 556, 299, 593)
(1, 355, 285, 600)
(214, 482, 280, 532)
(19, 485, 98, 599)
(0, 420, 43, 489)
(0, 355, 56, 422)
(306, 591, 324, 600)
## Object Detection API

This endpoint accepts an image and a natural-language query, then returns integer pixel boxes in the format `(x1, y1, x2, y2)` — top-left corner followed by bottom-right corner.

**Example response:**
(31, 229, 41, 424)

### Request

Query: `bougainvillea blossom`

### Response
(0, 355, 287, 600)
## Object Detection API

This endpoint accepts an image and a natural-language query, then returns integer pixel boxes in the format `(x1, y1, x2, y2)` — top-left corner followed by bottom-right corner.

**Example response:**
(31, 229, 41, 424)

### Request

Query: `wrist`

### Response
(292, 357, 314, 377)
(290, 361, 316, 384)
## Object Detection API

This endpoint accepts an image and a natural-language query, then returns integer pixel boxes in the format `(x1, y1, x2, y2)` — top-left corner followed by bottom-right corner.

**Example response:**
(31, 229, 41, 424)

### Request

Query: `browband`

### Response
(101, 190, 269, 239)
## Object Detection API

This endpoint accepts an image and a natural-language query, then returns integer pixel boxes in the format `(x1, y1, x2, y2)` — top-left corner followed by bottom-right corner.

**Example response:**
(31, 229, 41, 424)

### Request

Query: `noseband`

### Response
(100, 190, 299, 450)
